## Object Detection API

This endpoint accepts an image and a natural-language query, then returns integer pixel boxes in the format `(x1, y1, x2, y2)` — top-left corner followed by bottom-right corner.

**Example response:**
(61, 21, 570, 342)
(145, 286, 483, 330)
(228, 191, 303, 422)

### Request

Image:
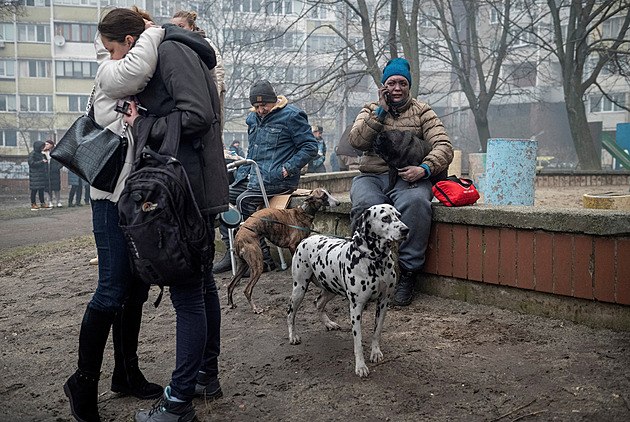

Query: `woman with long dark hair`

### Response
(99, 8, 229, 421)
(63, 9, 165, 422)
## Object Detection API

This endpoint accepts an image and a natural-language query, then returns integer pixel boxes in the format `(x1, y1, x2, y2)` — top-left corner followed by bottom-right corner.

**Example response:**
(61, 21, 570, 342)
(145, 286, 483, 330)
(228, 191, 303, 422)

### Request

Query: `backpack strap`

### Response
(157, 111, 182, 158)
(133, 112, 183, 160)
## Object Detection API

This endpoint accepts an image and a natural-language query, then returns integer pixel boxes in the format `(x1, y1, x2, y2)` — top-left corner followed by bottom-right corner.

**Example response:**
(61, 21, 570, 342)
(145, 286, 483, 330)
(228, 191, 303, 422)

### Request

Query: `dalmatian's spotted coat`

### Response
(287, 204, 409, 377)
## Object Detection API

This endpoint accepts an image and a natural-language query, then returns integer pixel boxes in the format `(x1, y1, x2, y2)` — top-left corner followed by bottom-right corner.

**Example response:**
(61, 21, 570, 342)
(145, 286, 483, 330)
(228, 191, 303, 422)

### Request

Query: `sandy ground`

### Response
(0, 185, 629, 421)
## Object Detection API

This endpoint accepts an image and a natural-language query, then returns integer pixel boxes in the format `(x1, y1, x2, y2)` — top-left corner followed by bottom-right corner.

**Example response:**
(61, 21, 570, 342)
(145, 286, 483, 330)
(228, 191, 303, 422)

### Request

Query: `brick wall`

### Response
(424, 223, 630, 306)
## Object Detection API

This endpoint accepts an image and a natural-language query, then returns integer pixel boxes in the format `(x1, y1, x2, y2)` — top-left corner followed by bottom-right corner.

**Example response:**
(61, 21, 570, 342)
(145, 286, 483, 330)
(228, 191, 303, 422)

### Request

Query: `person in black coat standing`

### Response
(44, 139, 63, 207)
(121, 20, 229, 421)
(28, 141, 51, 210)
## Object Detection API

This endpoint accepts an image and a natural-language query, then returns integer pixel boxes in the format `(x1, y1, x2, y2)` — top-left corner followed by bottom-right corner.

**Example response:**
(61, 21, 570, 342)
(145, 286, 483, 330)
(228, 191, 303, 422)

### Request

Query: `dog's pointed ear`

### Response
(353, 208, 369, 240)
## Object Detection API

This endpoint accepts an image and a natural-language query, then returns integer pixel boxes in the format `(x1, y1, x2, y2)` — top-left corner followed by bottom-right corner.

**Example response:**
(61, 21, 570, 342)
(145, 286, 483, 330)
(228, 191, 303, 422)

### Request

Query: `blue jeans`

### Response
(168, 216, 221, 401)
(350, 174, 433, 272)
(90, 199, 149, 312)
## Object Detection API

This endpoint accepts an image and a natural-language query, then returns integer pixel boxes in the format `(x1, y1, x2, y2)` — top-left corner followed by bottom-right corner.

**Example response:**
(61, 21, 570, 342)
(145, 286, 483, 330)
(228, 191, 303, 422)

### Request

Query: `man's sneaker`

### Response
(194, 372, 223, 400)
(392, 269, 415, 306)
(212, 252, 232, 274)
(135, 386, 198, 422)
(40, 202, 51, 209)
(31, 203, 39, 211)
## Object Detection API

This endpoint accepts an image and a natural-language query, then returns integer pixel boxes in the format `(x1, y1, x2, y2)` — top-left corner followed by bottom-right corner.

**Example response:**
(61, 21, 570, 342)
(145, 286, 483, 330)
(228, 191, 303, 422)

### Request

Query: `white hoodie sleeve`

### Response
(96, 27, 165, 99)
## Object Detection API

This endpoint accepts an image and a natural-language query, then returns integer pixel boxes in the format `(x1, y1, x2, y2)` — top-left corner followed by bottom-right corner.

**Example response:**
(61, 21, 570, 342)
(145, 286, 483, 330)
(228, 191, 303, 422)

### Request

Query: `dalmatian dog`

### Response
(287, 204, 409, 377)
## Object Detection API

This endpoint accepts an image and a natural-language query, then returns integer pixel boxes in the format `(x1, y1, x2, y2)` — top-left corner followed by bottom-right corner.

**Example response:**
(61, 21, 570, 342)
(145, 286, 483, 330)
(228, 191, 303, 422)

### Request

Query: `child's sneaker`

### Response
(57, 202, 63, 208)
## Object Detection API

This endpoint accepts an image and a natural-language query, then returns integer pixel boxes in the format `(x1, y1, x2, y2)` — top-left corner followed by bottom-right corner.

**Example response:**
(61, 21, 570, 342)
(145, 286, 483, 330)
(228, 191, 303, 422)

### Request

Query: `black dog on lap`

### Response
(373, 129, 443, 194)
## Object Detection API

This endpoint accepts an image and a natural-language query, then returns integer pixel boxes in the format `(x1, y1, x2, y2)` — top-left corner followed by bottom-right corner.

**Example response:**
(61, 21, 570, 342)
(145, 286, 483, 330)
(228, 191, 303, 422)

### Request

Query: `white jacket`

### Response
(90, 27, 164, 203)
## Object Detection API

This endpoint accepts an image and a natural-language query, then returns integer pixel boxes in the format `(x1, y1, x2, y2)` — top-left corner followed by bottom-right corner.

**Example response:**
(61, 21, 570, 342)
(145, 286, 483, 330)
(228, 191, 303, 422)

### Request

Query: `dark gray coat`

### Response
(133, 26, 228, 216)
(28, 141, 48, 190)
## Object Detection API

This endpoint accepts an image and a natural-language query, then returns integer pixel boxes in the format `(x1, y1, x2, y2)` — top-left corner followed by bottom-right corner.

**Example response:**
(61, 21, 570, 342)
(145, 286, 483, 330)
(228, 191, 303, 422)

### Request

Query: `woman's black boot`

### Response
(64, 305, 115, 422)
(111, 303, 162, 399)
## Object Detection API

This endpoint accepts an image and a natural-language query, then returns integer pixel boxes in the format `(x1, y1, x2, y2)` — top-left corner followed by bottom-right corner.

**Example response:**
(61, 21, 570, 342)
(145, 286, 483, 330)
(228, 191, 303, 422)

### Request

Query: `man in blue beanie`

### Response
(348, 58, 454, 306)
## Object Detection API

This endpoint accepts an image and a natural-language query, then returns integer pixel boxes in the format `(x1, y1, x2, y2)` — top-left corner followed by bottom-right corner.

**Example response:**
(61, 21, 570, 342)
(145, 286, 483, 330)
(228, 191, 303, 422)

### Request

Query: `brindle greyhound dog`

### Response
(227, 188, 339, 313)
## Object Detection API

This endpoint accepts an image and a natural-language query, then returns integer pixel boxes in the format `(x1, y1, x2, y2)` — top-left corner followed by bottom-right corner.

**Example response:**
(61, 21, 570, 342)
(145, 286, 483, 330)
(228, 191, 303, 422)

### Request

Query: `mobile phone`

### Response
(114, 99, 147, 116)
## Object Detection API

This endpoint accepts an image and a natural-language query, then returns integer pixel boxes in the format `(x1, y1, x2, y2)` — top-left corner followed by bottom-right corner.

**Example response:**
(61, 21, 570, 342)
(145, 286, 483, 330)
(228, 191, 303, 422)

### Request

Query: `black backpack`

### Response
(118, 111, 211, 303)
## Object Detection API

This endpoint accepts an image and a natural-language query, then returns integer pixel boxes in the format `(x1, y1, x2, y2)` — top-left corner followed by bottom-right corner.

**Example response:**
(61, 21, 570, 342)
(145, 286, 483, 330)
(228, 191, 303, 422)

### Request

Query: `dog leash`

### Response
(243, 216, 349, 240)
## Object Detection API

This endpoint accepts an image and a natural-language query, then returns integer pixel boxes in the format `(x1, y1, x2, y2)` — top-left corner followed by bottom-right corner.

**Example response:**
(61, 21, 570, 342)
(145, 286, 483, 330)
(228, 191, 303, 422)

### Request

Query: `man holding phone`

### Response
(347, 58, 453, 306)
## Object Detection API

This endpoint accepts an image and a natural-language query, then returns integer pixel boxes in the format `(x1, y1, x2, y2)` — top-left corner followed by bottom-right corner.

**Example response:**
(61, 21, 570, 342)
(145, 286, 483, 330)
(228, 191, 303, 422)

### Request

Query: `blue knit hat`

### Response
(381, 57, 411, 86)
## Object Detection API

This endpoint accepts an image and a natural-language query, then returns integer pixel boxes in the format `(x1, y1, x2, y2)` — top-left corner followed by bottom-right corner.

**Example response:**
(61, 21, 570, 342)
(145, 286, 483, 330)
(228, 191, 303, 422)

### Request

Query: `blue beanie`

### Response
(381, 57, 411, 86)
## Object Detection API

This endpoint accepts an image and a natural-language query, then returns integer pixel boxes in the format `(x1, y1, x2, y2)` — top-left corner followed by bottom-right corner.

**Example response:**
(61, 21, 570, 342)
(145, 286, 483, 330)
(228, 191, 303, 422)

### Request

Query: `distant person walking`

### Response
(306, 125, 327, 173)
(67, 171, 85, 207)
(28, 141, 51, 210)
(44, 139, 63, 208)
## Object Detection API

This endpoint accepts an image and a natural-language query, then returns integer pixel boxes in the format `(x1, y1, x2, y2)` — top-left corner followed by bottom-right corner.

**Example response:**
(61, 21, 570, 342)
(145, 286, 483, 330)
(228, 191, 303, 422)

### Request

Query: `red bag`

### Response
(432, 176, 480, 207)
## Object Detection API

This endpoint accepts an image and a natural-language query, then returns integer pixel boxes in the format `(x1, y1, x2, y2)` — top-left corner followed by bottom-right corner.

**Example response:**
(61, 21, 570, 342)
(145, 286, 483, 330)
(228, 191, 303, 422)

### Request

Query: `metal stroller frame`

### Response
(221, 159, 288, 275)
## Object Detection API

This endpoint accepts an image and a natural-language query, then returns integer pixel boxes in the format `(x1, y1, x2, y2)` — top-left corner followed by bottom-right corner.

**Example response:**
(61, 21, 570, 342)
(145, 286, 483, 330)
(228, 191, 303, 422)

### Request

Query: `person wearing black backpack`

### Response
(109, 10, 229, 422)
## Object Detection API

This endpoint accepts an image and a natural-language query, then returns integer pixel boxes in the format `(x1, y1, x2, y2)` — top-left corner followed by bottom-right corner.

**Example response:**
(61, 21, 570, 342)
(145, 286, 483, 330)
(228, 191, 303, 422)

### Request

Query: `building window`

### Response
(55, 61, 98, 78)
(53, 0, 98, 5)
(421, 10, 439, 28)
(54, 23, 98, 43)
(264, 31, 294, 49)
(0, 23, 15, 41)
(589, 93, 626, 113)
(0, 130, 17, 146)
(306, 35, 338, 53)
(0, 95, 17, 111)
(311, 4, 330, 19)
(266, 0, 293, 15)
(601, 17, 623, 39)
(155, 0, 174, 17)
(0, 60, 15, 78)
(19, 95, 53, 112)
(224, 0, 263, 13)
(17, 24, 50, 43)
(19, 59, 51, 78)
(68, 95, 89, 112)
(19, 0, 51, 6)
(25, 130, 51, 147)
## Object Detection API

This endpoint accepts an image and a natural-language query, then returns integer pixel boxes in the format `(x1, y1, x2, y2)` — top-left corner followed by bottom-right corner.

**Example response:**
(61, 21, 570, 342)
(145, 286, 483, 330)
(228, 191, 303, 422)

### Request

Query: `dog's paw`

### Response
(355, 363, 370, 377)
(325, 321, 341, 331)
(289, 335, 301, 345)
(370, 348, 384, 363)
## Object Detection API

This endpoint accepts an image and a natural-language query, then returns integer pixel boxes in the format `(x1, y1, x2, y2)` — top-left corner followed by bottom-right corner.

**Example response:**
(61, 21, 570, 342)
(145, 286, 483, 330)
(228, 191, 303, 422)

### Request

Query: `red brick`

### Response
(535, 231, 553, 293)
(468, 227, 483, 282)
(499, 229, 517, 287)
(424, 225, 439, 274)
(436, 224, 453, 277)
(617, 238, 630, 305)
(452, 225, 468, 279)
(553, 234, 573, 297)
(483, 228, 500, 284)
(517, 231, 535, 290)
(573, 235, 593, 300)
(593, 237, 615, 303)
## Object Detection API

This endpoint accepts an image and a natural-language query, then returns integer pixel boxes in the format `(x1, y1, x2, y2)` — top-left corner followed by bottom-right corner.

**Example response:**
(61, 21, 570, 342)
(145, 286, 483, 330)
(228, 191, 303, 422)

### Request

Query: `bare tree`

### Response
(537, 0, 630, 170)
(409, 0, 544, 151)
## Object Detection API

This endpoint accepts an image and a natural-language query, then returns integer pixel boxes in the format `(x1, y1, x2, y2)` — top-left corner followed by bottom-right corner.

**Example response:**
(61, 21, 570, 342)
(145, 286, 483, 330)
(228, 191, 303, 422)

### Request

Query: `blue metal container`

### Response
(485, 139, 537, 206)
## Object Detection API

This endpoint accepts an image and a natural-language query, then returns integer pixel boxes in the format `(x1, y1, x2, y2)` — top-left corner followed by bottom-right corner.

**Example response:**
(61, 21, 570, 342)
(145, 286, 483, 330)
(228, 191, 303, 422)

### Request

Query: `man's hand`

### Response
(398, 166, 426, 183)
(123, 101, 140, 127)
